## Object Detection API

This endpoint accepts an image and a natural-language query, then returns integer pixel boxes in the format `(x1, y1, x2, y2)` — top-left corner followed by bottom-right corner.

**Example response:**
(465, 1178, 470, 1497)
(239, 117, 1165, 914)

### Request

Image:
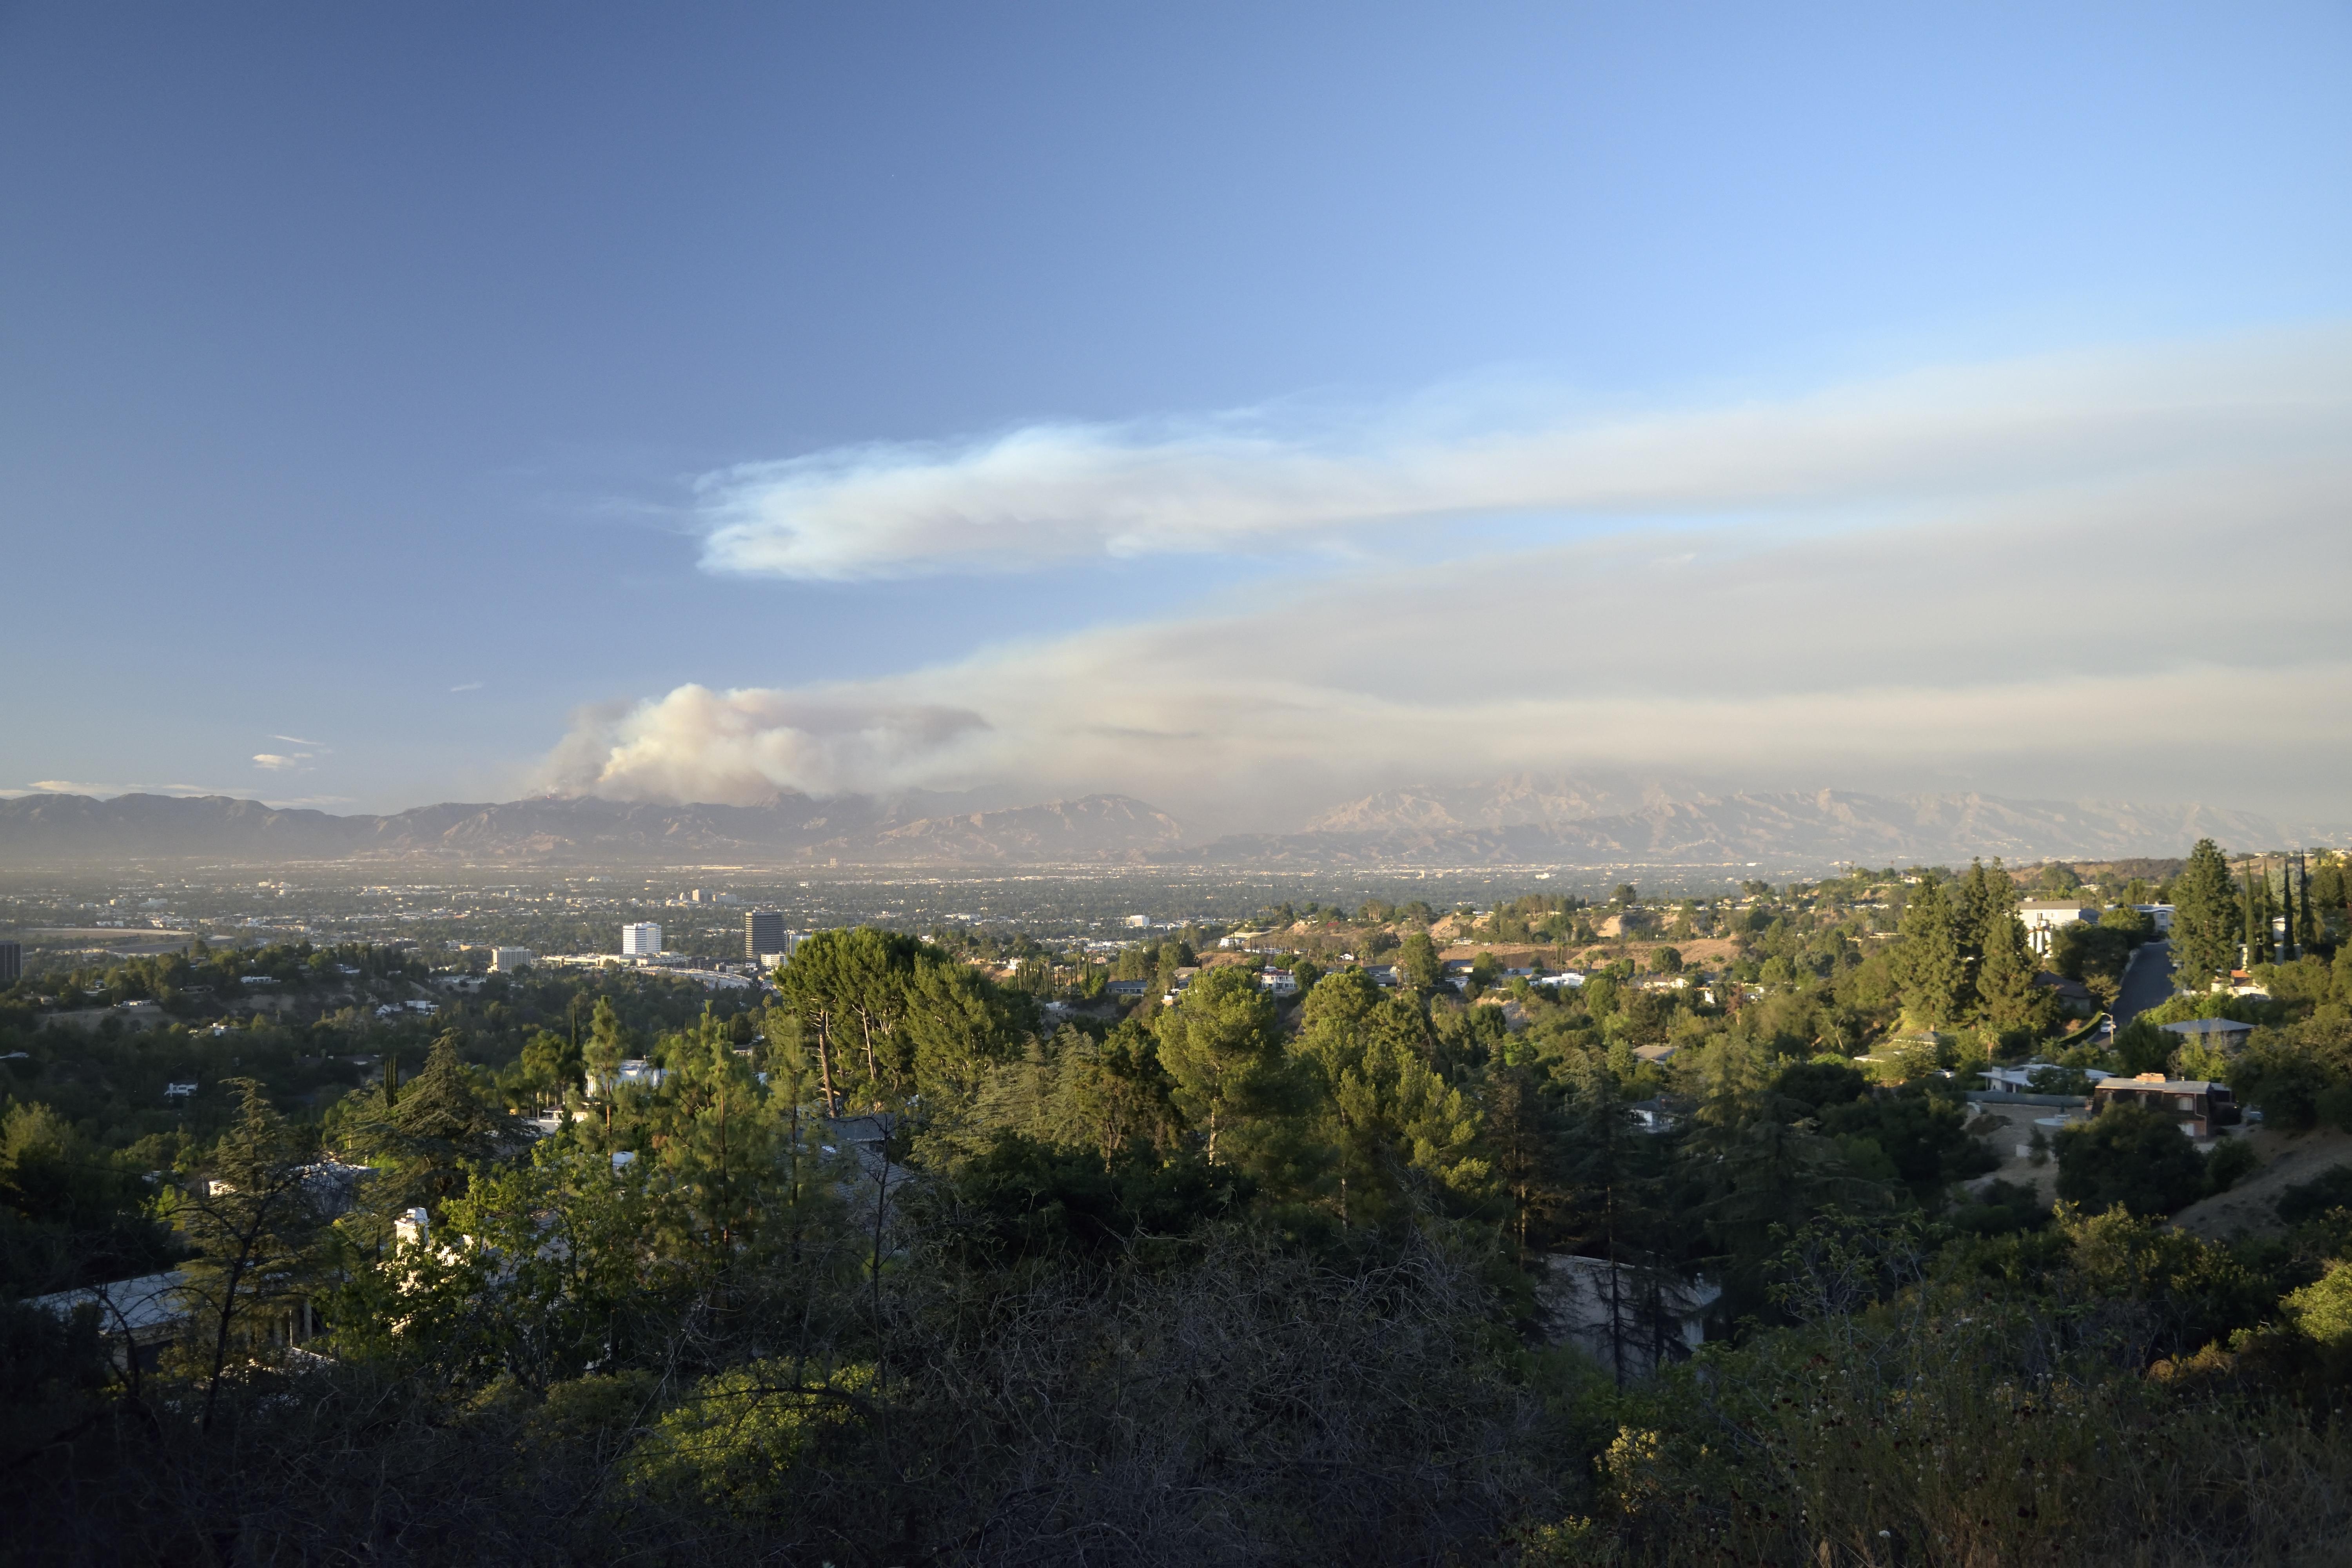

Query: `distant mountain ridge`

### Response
(0, 791, 1184, 867)
(0, 779, 2332, 870)
(1239, 775, 2333, 868)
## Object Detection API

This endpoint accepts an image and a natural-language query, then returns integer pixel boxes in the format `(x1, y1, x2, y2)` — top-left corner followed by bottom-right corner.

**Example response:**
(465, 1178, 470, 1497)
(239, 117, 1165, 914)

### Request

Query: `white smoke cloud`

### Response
(552, 328, 2352, 829)
(544, 688, 993, 806)
(694, 329, 2352, 581)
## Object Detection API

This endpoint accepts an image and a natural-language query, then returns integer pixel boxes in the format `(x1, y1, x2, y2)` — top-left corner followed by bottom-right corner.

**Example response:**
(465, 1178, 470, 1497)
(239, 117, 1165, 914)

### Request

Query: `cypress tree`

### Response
(2241, 867, 2259, 971)
(2284, 856, 2299, 960)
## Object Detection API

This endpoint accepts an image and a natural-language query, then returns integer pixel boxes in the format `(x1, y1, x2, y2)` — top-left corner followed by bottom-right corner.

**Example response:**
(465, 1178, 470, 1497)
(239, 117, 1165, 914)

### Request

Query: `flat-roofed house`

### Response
(2090, 1072, 2241, 1136)
(2159, 1017, 2256, 1055)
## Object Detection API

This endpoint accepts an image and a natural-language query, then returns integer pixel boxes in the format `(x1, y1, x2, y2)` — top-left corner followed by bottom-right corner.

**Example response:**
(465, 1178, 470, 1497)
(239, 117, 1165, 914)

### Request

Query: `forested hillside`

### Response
(7, 847, 2352, 1563)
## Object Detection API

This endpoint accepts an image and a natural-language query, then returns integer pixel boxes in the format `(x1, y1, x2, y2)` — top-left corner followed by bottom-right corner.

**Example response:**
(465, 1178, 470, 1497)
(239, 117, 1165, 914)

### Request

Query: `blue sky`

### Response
(4, 4, 2348, 831)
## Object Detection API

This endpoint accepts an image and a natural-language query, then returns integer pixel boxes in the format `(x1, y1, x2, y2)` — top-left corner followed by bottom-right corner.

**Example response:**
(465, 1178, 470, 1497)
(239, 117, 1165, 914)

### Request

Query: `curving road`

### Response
(2113, 938, 2175, 1027)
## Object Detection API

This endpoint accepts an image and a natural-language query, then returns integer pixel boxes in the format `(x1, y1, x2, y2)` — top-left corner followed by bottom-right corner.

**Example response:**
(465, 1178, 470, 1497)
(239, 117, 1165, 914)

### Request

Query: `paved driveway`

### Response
(2113, 938, 2174, 1026)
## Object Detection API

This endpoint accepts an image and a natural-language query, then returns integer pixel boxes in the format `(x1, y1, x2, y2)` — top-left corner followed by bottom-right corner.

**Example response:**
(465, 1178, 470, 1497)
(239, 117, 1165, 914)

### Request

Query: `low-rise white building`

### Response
(587, 1058, 668, 1096)
(1536, 1254, 1720, 1377)
(2017, 901, 2098, 954)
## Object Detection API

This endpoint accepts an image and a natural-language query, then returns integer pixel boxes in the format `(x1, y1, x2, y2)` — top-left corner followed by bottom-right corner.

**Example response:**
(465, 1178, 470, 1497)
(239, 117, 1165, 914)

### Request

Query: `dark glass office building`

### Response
(744, 909, 786, 962)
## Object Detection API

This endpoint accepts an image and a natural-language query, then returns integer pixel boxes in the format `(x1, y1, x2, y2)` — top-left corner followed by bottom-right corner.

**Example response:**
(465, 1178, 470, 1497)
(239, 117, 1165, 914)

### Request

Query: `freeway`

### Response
(2113, 938, 2176, 1027)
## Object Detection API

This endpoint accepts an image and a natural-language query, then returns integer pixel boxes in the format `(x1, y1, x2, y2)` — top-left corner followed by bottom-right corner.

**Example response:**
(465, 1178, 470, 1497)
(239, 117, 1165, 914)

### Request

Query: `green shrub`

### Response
(2276, 1163, 2352, 1227)
(2055, 1104, 2207, 1216)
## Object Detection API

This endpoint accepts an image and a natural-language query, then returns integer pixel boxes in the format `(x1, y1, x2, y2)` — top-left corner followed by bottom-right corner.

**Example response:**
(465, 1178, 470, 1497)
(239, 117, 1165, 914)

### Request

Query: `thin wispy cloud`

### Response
(271, 733, 330, 748)
(553, 328, 2352, 831)
(450, 681, 486, 693)
(694, 331, 2350, 581)
(252, 753, 310, 771)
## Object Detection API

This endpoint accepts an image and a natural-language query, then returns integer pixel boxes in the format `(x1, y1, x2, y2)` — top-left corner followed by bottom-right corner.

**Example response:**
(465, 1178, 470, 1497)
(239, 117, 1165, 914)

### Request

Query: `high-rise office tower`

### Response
(620, 922, 662, 957)
(0, 940, 18, 985)
(745, 909, 786, 962)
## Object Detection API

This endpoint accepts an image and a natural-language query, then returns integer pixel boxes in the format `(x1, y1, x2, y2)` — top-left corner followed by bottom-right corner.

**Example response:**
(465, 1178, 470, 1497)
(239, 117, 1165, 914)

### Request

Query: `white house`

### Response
(1979, 1062, 2112, 1094)
(2017, 901, 2098, 954)
(587, 1058, 667, 1096)
(1536, 1254, 1721, 1378)
(29, 1269, 192, 1371)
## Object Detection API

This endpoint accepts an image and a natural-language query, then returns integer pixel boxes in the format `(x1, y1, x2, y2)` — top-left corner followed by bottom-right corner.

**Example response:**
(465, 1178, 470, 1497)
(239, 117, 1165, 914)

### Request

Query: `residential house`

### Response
(586, 1058, 668, 1095)
(2090, 1073, 2241, 1136)
(2158, 1017, 2256, 1055)
(29, 1269, 192, 1373)
(2018, 901, 2098, 955)
(1978, 1062, 2110, 1094)
(2031, 973, 2097, 1012)
(1626, 1098, 1682, 1134)
(1535, 1254, 1721, 1378)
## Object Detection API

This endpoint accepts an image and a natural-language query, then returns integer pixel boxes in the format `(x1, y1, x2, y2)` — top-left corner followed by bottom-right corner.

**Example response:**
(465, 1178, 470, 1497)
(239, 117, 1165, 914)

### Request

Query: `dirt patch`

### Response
(2171, 1125, 2352, 1241)
(1962, 1102, 2076, 1206)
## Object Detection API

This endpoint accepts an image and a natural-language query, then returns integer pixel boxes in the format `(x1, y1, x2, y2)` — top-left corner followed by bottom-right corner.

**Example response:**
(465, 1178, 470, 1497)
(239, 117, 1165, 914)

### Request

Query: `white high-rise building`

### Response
(620, 922, 663, 958)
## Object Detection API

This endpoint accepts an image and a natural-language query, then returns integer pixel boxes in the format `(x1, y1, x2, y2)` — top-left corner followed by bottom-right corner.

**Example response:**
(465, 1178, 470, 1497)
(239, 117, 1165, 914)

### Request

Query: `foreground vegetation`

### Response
(6, 848, 2352, 1563)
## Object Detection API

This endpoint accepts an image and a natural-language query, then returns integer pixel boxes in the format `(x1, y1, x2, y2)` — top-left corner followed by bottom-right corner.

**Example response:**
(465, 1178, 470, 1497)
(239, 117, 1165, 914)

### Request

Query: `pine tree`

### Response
(2171, 838, 2237, 984)
(363, 1032, 515, 1214)
(584, 997, 630, 1097)
(649, 1021, 782, 1274)
(1153, 965, 1287, 1168)
(1294, 968, 1487, 1220)
(1482, 1063, 1572, 1266)
(1954, 859, 1995, 961)
(1557, 1060, 1677, 1387)
(177, 1079, 329, 1432)
(1891, 882, 1966, 1031)
(1974, 911, 2039, 1034)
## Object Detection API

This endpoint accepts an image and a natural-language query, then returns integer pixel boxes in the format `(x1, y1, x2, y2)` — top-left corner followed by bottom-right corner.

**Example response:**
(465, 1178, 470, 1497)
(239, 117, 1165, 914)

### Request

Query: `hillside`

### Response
(1210, 779, 2328, 869)
(0, 777, 2332, 870)
(0, 791, 1183, 868)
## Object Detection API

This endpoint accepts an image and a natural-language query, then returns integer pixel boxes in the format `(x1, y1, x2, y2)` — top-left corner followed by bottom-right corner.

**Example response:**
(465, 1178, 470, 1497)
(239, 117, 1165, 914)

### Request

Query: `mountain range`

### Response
(0, 778, 2332, 871)
(0, 790, 1183, 869)
(1194, 776, 2327, 868)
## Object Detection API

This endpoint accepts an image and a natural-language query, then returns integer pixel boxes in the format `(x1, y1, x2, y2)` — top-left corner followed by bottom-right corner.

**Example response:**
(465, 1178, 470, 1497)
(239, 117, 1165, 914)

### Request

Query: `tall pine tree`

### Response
(1974, 908, 2039, 1034)
(1892, 880, 1966, 1031)
(2171, 838, 2237, 984)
